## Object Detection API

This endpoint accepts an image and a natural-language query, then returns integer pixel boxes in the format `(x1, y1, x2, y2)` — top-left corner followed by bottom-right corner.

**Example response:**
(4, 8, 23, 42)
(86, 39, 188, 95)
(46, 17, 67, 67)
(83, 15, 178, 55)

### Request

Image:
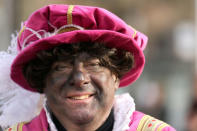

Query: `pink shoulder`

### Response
(127, 111, 145, 130)
(22, 109, 48, 131)
(127, 111, 176, 131)
(6, 109, 48, 131)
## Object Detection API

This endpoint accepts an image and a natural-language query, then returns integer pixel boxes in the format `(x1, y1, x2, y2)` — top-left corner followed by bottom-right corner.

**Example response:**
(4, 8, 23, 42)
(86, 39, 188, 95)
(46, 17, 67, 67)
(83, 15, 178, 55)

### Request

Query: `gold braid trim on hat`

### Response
(67, 5, 74, 25)
(18, 26, 26, 40)
(128, 25, 137, 38)
(57, 26, 80, 34)
(20, 5, 84, 50)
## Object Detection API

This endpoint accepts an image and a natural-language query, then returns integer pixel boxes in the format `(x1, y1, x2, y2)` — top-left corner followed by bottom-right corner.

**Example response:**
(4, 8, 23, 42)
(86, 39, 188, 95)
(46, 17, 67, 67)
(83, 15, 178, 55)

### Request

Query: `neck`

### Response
(51, 109, 114, 131)
(60, 112, 111, 131)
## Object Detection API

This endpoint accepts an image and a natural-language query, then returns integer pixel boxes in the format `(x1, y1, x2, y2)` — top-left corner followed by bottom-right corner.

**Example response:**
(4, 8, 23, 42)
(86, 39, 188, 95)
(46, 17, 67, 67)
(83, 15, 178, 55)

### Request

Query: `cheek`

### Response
(44, 86, 60, 105)
(48, 73, 68, 86)
(45, 73, 69, 93)
(44, 76, 67, 106)
(92, 72, 117, 90)
(91, 72, 117, 102)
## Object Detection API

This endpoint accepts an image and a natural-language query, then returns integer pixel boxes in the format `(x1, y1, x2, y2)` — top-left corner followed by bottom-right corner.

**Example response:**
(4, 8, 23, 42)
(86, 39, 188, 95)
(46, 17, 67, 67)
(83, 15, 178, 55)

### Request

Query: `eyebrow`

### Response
(57, 57, 99, 64)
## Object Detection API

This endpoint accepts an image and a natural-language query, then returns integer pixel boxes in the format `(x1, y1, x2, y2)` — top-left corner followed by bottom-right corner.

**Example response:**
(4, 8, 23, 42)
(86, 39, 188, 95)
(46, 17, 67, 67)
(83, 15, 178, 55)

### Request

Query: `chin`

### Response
(71, 110, 95, 125)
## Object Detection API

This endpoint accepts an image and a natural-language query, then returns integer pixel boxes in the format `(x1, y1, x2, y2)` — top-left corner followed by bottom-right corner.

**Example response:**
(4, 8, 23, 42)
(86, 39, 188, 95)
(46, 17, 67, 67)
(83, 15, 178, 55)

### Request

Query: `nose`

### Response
(69, 64, 90, 87)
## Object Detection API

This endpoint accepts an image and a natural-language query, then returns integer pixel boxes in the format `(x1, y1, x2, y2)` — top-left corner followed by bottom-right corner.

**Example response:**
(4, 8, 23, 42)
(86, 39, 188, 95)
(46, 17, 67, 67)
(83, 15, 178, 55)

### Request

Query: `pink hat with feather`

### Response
(11, 4, 148, 92)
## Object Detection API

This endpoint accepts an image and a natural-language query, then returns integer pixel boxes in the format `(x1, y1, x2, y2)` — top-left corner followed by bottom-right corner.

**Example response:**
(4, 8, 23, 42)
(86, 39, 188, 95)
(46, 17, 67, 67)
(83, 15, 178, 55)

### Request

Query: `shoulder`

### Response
(5, 122, 27, 131)
(5, 109, 48, 131)
(129, 111, 176, 131)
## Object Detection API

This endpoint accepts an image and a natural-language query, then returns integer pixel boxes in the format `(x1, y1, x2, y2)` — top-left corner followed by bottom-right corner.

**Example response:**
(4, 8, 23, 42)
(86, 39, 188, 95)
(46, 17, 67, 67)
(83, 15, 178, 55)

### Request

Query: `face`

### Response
(44, 52, 119, 127)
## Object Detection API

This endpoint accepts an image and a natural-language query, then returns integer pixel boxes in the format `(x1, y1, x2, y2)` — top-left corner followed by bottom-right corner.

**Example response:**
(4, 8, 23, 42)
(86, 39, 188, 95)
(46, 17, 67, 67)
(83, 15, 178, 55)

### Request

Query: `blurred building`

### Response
(0, 0, 195, 130)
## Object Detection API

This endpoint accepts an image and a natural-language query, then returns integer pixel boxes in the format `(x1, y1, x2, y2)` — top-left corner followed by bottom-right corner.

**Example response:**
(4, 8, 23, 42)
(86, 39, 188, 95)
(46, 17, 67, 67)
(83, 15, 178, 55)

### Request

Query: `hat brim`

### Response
(11, 30, 145, 92)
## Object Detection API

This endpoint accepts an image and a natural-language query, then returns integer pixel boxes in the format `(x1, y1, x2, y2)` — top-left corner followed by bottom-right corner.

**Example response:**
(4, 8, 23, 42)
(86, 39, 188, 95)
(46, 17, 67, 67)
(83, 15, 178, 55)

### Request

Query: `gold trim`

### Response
(6, 124, 18, 131)
(5, 123, 18, 131)
(157, 123, 169, 131)
(142, 116, 152, 130)
(137, 115, 150, 131)
(128, 25, 137, 38)
(18, 26, 26, 39)
(151, 121, 163, 131)
(132, 30, 137, 38)
(13, 124, 18, 131)
(18, 122, 25, 131)
(67, 5, 74, 25)
(137, 114, 171, 131)
(57, 26, 79, 34)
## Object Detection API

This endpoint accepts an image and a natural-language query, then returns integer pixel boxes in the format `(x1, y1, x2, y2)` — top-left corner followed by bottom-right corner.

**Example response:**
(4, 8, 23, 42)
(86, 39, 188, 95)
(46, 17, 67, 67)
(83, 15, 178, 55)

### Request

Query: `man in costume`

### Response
(5, 4, 176, 131)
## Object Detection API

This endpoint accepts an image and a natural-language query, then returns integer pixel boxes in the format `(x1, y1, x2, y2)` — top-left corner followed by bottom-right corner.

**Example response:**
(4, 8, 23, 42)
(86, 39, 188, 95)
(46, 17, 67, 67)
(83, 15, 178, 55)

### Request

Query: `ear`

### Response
(114, 79, 120, 91)
(112, 75, 120, 91)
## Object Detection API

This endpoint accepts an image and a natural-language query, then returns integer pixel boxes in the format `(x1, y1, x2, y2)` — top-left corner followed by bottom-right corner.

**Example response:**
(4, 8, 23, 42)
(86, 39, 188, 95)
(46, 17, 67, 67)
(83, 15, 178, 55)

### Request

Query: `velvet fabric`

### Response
(10, 4, 148, 92)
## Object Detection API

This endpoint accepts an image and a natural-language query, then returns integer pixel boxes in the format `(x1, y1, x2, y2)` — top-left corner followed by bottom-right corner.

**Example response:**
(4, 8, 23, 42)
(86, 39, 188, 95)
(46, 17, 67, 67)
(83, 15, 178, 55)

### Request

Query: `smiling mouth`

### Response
(67, 94, 95, 100)
(68, 95, 91, 100)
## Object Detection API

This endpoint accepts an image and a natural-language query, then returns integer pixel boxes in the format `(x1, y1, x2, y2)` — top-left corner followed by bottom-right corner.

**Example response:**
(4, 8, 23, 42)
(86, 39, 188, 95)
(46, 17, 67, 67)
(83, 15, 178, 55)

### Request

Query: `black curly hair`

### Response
(23, 42, 134, 93)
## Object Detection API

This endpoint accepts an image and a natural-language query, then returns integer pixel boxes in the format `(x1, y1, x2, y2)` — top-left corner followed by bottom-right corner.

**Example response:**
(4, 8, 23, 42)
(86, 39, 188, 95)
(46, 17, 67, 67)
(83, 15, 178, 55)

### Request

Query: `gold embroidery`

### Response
(157, 123, 169, 131)
(137, 115, 170, 131)
(151, 121, 163, 131)
(57, 26, 79, 34)
(67, 5, 74, 25)
(128, 25, 137, 38)
(143, 117, 153, 131)
(18, 26, 26, 39)
(137, 115, 150, 131)
(5, 123, 18, 131)
(145, 118, 162, 131)
(18, 122, 25, 131)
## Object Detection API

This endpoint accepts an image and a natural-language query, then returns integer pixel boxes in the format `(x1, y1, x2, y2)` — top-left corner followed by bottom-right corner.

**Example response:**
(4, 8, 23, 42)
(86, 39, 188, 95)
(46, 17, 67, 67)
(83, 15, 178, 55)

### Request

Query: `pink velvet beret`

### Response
(11, 4, 148, 92)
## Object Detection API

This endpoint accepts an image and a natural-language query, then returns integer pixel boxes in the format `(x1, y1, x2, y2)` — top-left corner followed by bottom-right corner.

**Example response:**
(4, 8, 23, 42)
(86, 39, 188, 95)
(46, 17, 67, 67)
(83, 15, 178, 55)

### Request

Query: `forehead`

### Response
(76, 52, 95, 61)
(58, 52, 99, 63)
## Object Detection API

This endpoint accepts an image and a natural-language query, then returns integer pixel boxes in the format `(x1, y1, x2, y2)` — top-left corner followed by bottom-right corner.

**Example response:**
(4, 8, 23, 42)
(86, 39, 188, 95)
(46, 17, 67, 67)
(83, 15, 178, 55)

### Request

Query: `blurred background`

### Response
(0, 0, 195, 130)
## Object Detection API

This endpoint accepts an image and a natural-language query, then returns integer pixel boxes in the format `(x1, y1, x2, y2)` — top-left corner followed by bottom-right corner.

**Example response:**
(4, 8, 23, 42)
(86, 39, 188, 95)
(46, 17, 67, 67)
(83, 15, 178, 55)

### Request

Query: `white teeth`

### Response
(70, 95, 90, 100)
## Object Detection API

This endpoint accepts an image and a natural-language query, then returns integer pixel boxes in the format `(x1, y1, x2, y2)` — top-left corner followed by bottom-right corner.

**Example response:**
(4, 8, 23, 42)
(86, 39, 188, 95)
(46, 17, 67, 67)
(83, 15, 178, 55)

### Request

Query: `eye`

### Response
(85, 62, 102, 71)
(88, 63, 100, 67)
(54, 64, 72, 71)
